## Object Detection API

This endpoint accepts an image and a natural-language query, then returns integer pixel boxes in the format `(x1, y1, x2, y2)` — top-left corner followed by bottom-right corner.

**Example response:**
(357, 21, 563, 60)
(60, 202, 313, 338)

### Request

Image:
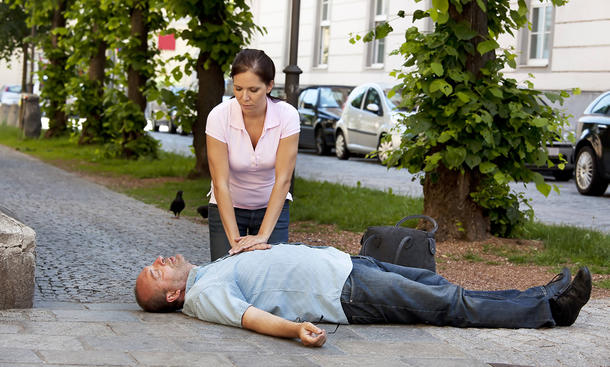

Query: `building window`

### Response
(368, 0, 387, 67)
(527, 3, 553, 66)
(316, 0, 331, 67)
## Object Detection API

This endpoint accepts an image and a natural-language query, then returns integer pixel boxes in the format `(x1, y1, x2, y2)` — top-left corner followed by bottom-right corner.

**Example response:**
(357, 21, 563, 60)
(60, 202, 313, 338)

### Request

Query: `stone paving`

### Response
(1, 143, 609, 367)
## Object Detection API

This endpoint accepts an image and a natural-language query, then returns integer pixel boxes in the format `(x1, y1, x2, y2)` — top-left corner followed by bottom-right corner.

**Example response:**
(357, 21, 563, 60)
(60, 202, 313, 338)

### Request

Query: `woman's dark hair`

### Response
(230, 49, 283, 101)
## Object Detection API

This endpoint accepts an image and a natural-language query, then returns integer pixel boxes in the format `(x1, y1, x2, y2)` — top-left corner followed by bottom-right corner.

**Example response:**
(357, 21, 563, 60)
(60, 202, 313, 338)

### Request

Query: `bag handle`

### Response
(395, 215, 438, 235)
(360, 233, 378, 256)
(393, 236, 412, 264)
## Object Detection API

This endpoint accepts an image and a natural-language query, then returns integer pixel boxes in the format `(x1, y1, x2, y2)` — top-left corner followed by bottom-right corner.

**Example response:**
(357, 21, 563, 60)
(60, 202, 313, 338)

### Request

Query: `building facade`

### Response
(248, 0, 610, 127)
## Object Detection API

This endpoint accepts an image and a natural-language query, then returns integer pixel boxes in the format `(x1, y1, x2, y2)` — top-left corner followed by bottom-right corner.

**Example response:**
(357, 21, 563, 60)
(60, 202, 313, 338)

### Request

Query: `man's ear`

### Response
(166, 289, 181, 303)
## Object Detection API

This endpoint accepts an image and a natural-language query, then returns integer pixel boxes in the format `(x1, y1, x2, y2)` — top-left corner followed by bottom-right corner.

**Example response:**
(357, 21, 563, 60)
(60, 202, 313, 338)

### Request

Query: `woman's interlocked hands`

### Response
(229, 235, 271, 255)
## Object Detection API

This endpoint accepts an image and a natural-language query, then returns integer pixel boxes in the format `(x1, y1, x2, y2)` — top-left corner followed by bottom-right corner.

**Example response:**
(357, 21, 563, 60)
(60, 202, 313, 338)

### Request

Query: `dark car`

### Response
(573, 91, 610, 195)
(297, 85, 353, 155)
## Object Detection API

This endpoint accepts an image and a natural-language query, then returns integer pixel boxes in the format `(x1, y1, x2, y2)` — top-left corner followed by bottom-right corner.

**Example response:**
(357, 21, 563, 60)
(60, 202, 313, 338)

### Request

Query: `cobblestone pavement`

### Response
(0, 300, 607, 367)
(1, 142, 609, 366)
(151, 132, 610, 233)
(0, 144, 209, 303)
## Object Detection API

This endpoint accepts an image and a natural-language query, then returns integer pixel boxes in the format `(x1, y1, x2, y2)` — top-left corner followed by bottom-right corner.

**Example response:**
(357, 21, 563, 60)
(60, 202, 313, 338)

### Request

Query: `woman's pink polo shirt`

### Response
(206, 97, 300, 210)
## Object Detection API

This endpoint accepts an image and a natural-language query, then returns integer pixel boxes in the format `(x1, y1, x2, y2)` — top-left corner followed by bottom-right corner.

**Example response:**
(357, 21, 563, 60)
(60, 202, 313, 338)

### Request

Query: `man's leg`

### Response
(340, 257, 555, 328)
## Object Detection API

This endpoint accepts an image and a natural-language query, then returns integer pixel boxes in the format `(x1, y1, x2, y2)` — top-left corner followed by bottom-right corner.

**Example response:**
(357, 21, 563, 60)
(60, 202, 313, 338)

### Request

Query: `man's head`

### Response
(134, 254, 195, 313)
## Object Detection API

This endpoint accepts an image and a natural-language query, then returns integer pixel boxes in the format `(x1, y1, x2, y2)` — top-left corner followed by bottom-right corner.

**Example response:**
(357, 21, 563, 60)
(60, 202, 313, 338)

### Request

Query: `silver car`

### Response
(334, 83, 408, 163)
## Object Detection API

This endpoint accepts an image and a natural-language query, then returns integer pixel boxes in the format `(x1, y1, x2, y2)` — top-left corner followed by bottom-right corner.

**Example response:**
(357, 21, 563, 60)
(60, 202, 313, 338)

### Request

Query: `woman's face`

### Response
(233, 70, 273, 116)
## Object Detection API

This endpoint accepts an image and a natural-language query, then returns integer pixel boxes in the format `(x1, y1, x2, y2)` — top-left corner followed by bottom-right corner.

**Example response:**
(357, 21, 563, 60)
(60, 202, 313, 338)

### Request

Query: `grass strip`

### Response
(1, 125, 608, 276)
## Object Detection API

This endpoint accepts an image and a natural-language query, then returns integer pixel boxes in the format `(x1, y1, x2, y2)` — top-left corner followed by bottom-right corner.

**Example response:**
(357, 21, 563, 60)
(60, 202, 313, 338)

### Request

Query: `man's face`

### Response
(136, 254, 193, 302)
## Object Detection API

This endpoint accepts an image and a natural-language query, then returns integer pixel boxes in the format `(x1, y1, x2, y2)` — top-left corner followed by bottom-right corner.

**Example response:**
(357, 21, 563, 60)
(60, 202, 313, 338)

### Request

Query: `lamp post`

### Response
(283, 0, 302, 109)
(283, 0, 302, 195)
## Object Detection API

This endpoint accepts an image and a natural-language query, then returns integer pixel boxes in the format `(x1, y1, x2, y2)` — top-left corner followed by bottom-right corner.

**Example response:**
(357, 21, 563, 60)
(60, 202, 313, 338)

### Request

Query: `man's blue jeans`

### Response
(340, 256, 555, 328)
(208, 201, 290, 261)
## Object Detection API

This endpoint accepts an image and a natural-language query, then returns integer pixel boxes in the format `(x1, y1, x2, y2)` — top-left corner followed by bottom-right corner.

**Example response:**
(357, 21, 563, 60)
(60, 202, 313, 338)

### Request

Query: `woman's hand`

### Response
(298, 322, 327, 347)
(229, 242, 271, 256)
(230, 234, 269, 254)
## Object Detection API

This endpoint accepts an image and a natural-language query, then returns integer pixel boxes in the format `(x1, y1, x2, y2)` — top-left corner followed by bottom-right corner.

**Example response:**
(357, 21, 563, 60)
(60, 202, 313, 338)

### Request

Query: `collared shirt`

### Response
(182, 243, 353, 328)
(205, 97, 300, 210)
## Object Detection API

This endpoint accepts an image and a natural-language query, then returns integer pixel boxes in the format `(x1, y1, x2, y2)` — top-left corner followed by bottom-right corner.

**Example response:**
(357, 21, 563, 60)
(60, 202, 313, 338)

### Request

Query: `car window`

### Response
(364, 88, 382, 115)
(350, 89, 366, 109)
(298, 88, 318, 109)
(591, 94, 610, 115)
(319, 87, 351, 108)
(7, 85, 21, 93)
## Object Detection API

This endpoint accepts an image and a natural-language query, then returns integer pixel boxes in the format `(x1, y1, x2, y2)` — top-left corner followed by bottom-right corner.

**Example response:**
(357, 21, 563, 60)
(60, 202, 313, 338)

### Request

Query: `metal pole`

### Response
(283, 0, 302, 109)
(282, 0, 302, 196)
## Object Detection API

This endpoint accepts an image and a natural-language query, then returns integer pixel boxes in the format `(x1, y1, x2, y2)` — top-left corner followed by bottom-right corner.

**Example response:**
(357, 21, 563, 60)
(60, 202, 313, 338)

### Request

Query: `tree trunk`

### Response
(449, 0, 494, 79)
(423, 164, 489, 241)
(190, 7, 225, 178)
(422, 0, 493, 240)
(78, 30, 106, 145)
(44, 0, 68, 138)
(21, 44, 27, 94)
(127, 3, 148, 112)
(190, 50, 224, 178)
(120, 2, 149, 158)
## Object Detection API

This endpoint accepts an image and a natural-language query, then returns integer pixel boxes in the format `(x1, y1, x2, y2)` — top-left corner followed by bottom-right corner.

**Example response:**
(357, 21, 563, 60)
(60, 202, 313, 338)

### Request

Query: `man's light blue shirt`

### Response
(182, 243, 353, 328)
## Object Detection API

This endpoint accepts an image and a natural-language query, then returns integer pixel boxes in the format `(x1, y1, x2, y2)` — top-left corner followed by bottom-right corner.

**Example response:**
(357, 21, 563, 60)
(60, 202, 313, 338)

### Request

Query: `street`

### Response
(151, 131, 610, 233)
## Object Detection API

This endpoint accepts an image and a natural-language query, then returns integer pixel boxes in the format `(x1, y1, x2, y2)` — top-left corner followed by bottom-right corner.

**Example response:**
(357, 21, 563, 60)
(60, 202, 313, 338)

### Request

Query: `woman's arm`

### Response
(241, 306, 326, 347)
(231, 133, 299, 251)
(207, 135, 241, 249)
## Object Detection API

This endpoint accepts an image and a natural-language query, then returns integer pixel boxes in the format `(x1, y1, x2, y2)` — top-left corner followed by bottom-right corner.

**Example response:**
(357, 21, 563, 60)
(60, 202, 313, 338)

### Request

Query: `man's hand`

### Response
(298, 322, 327, 347)
(230, 235, 270, 255)
(229, 242, 271, 256)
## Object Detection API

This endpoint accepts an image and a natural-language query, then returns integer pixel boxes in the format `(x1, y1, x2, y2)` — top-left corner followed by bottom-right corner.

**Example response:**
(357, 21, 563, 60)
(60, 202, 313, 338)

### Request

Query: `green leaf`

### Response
(479, 161, 496, 173)
(476, 0, 487, 11)
(489, 87, 503, 98)
(375, 22, 393, 39)
(432, 0, 449, 12)
(452, 21, 478, 40)
(430, 79, 453, 96)
(456, 91, 470, 102)
(431, 62, 444, 76)
(465, 154, 481, 169)
(532, 117, 548, 127)
(438, 130, 453, 143)
(533, 172, 551, 197)
(477, 40, 499, 55)
(444, 146, 467, 168)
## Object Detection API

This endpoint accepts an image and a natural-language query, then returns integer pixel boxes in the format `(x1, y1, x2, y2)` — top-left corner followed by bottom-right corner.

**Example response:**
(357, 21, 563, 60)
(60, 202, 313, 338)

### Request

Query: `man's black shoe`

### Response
(549, 266, 592, 327)
(544, 267, 571, 299)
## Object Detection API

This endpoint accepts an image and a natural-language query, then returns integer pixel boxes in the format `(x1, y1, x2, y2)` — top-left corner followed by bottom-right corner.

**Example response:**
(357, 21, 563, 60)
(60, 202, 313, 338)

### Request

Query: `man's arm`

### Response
(241, 306, 326, 347)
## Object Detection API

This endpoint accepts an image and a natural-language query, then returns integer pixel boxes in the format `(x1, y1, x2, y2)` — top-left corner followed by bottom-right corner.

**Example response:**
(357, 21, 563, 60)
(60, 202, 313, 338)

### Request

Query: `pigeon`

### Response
(170, 190, 185, 217)
(197, 204, 208, 219)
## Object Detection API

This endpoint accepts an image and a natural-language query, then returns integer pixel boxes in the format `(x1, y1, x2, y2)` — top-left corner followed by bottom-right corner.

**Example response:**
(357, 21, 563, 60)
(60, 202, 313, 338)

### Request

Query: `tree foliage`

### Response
(162, 0, 264, 177)
(0, 1, 29, 62)
(359, 0, 572, 239)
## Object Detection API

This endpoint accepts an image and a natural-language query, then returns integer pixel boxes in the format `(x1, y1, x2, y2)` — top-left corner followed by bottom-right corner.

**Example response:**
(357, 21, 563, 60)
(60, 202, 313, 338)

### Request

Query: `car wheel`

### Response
(377, 135, 393, 165)
(575, 146, 608, 196)
(169, 122, 178, 134)
(315, 128, 331, 156)
(552, 169, 573, 182)
(335, 131, 349, 160)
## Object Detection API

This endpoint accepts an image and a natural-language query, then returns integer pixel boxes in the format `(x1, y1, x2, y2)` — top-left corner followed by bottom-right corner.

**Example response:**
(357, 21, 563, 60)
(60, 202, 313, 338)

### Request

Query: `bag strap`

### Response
(395, 215, 438, 236)
(360, 234, 378, 256)
(393, 236, 411, 264)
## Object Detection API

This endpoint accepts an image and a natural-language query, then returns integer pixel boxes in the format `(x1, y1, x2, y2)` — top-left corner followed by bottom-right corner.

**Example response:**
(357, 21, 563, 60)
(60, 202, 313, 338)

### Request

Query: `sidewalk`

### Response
(1, 144, 609, 367)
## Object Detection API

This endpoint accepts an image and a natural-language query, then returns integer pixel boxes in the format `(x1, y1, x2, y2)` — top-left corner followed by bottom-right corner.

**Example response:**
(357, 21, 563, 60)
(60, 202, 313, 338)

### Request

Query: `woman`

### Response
(206, 49, 300, 261)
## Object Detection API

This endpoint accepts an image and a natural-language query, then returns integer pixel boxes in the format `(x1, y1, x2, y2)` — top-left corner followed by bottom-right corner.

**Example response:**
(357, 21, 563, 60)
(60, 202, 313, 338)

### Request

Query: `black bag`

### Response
(359, 215, 438, 272)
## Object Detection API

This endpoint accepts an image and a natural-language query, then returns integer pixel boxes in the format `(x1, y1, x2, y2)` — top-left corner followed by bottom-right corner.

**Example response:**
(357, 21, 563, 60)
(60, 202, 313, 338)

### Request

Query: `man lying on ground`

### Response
(134, 243, 591, 347)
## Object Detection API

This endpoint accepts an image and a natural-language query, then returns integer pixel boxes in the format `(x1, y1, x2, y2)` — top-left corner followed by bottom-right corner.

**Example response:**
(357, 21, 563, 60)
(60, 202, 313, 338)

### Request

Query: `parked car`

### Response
(573, 90, 610, 196)
(334, 83, 409, 163)
(528, 98, 574, 181)
(0, 85, 22, 105)
(146, 86, 185, 134)
(297, 85, 353, 155)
